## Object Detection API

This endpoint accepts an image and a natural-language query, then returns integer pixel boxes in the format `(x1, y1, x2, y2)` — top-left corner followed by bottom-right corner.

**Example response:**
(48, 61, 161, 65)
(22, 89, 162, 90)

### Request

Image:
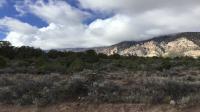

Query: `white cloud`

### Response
(0, 17, 88, 49)
(28, 0, 87, 25)
(86, 15, 136, 44)
(78, 0, 200, 14)
(0, 17, 37, 34)
(15, 0, 89, 25)
(5, 32, 32, 46)
(1, 0, 200, 49)
(0, 0, 89, 49)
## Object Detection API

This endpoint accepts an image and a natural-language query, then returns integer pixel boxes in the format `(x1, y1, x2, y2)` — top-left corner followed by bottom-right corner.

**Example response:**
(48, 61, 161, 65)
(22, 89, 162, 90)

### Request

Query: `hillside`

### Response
(94, 32, 200, 57)
(0, 36, 200, 110)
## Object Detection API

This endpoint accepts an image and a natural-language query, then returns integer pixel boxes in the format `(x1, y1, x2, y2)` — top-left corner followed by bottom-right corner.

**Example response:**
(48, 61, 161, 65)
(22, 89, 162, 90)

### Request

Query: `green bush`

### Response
(109, 54, 121, 59)
(0, 56, 7, 68)
(47, 50, 63, 59)
(98, 53, 108, 59)
(38, 61, 66, 74)
(156, 59, 172, 71)
(67, 59, 84, 72)
(82, 50, 99, 63)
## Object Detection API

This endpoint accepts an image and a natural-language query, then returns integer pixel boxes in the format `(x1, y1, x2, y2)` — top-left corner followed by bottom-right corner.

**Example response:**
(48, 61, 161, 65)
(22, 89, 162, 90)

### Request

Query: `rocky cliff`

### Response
(94, 32, 200, 58)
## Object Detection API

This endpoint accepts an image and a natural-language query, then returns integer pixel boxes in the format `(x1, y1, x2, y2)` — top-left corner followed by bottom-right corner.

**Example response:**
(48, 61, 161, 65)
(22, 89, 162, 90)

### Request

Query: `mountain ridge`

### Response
(64, 32, 200, 57)
(93, 32, 200, 57)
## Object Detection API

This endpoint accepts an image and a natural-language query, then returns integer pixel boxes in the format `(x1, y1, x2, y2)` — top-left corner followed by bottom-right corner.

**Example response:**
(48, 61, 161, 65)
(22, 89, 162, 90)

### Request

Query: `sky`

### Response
(0, 0, 200, 49)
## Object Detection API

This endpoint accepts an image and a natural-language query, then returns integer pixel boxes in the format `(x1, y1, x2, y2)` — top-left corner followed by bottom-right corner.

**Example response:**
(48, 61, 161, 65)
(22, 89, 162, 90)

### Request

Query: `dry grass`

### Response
(0, 67, 199, 106)
(0, 103, 200, 112)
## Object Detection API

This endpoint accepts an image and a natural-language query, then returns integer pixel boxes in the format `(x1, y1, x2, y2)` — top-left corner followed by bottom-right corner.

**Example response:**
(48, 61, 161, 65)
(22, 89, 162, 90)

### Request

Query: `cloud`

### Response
(1, 0, 200, 49)
(86, 15, 136, 43)
(78, 0, 200, 14)
(0, 17, 37, 34)
(27, 0, 88, 25)
(1, 0, 89, 49)
(0, 0, 6, 8)
(0, 17, 88, 49)
(0, 17, 38, 46)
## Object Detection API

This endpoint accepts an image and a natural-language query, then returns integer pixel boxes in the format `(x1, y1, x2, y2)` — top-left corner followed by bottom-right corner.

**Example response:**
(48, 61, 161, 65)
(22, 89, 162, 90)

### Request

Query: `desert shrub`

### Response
(38, 61, 66, 74)
(88, 81, 121, 102)
(112, 59, 141, 71)
(109, 54, 121, 59)
(0, 87, 15, 104)
(156, 59, 172, 71)
(142, 79, 200, 104)
(0, 41, 11, 47)
(0, 56, 7, 68)
(85, 73, 103, 83)
(163, 81, 198, 100)
(47, 50, 64, 59)
(11, 60, 30, 67)
(179, 94, 200, 106)
(66, 77, 89, 99)
(0, 41, 15, 59)
(98, 53, 108, 59)
(0, 77, 14, 87)
(67, 59, 84, 72)
(33, 86, 66, 106)
(35, 57, 48, 67)
(0, 76, 54, 105)
(0, 72, 199, 106)
(15, 46, 44, 59)
(81, 50, 99, 63)
(15, 94, 33, 105)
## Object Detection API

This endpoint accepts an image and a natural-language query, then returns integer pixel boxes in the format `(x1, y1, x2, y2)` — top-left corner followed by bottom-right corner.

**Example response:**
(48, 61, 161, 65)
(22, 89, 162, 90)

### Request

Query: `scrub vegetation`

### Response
(0, 41, 200, 106)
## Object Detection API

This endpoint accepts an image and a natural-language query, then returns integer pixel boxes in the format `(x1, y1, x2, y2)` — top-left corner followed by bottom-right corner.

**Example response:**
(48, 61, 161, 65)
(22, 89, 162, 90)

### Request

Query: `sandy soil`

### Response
(0, 103, 199, 112)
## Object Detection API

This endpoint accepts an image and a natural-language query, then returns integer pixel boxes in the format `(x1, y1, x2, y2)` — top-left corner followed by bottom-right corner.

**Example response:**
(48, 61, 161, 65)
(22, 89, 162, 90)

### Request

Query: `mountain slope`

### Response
(94, 32, 200, 57)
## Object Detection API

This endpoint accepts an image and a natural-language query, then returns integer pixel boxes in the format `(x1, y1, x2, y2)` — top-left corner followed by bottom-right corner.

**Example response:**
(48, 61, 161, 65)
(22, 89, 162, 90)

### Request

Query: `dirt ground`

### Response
(0, 103, 199, 112)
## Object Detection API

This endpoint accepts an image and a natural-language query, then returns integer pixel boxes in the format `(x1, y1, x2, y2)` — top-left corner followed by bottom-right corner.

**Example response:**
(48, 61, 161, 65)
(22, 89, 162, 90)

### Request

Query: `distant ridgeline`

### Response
(93, 32, 200, 58)
(2, 32, 200, 58)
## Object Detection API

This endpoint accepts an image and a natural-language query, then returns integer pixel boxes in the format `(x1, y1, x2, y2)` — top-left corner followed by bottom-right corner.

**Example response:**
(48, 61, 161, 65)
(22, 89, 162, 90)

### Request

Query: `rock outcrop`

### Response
(94, 32, 200, 58)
